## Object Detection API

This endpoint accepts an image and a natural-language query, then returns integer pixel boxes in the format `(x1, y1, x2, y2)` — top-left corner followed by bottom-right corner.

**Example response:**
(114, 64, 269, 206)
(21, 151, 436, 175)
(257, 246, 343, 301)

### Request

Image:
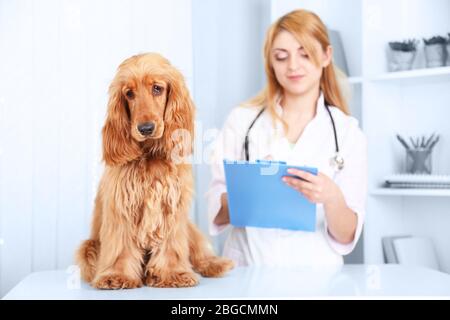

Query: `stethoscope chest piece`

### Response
(330, 152, 345, 172)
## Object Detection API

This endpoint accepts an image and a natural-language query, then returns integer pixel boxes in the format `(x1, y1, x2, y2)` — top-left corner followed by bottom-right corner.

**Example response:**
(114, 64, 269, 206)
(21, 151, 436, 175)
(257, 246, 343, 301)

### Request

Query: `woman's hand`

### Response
(282, 168, 343, 206)
(214, 193, 230, 226)
(282, 168, 357, 244)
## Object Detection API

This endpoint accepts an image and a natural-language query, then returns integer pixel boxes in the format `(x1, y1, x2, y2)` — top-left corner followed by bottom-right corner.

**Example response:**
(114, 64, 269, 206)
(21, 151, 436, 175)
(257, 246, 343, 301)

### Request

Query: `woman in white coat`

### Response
(206, 9, 367, 267)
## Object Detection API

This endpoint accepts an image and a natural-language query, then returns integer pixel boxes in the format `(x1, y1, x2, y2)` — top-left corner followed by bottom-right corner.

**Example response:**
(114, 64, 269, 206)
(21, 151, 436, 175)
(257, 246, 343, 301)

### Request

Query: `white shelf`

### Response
(371, 188, 450, 197)
(369, 66, 450, 83)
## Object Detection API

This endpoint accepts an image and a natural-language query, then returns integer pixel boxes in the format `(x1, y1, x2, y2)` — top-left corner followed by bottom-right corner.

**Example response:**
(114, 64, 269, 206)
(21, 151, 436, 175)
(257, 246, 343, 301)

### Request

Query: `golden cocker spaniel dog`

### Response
(76, 53, 233, 289)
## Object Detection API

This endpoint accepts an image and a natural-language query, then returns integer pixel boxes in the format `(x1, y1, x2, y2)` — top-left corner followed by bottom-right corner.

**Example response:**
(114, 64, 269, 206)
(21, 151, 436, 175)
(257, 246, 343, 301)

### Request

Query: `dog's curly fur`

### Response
(76, 53, 233, 289)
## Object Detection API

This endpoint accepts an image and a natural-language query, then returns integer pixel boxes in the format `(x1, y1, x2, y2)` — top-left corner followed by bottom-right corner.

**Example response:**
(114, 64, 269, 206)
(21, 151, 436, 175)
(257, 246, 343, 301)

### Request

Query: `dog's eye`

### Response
(152, 84, 163, 96)
(125, 89, 135, 99)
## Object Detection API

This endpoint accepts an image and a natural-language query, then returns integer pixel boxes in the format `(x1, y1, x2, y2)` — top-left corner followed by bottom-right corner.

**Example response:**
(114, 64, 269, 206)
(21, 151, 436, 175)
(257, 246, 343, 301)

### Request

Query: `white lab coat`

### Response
(206, 92, 368, 267)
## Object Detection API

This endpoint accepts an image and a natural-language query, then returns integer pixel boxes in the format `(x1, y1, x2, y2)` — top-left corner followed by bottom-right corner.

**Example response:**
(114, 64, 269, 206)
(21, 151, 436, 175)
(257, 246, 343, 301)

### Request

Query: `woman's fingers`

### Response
(283, 170, 336, 205)
(299, 188, 321, 203)
(293, 186, 317, 202)
(282, 175, 322, 203)
(283, 176, 306, 190)
(282, 176, 318, 192)
(304, 190, 320, 202)
(287, 168, 319, 183)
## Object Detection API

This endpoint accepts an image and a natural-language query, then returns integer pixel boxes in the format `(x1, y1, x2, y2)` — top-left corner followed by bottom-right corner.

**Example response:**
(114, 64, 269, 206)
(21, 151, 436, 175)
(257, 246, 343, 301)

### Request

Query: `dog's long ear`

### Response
(163, 69, 195, 163)
(102, 83, 141, 166)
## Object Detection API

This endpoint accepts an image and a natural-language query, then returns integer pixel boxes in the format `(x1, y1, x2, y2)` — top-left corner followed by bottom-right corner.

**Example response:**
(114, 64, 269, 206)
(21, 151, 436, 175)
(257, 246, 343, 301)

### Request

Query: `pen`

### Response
(396, 134, 410, 150)
(424, 133, 435, 149)
(427, 136, 440, 151)
(409, 137, 417, 149)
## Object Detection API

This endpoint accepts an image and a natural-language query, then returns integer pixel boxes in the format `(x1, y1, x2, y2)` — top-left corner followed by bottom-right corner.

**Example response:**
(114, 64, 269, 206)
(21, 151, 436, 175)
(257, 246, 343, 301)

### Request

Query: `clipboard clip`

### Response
(255, 160, 287, 165)
(255, 159, 286, 176)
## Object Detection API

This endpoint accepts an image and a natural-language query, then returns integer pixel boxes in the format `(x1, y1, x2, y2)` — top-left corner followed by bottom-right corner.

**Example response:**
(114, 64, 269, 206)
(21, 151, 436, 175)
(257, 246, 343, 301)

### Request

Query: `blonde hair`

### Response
(244, 9, 350, 129)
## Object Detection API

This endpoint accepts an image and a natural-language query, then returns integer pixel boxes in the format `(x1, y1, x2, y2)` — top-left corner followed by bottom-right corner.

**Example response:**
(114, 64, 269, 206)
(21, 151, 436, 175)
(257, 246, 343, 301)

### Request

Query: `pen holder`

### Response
(406, 149, 432, 174)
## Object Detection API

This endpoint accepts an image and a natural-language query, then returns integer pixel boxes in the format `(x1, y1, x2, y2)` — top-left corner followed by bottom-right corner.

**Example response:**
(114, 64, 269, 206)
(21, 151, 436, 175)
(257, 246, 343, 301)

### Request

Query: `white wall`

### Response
(192, 0, 271, 253)
(0, 0, 193, 296)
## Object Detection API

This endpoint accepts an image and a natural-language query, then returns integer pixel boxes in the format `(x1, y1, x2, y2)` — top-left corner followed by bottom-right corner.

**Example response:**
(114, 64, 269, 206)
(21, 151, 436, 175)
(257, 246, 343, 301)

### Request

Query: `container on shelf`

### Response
(423, 36, 447, 68)
(446, 43, 450, 66)
(387, 40, 418, 72)
(425, 43, 446, 68)
(388, 50, 416, 71)
(406, 149, 432, 174)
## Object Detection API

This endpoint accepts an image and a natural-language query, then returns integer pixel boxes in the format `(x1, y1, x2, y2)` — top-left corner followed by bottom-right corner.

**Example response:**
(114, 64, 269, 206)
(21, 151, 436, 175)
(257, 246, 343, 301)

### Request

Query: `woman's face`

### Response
(270, 29, 332, 97)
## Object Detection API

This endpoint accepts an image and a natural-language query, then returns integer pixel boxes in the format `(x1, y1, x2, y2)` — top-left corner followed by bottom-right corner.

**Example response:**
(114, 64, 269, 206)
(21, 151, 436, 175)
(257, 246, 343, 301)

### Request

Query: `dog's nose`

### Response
(137, 122, 155, 136)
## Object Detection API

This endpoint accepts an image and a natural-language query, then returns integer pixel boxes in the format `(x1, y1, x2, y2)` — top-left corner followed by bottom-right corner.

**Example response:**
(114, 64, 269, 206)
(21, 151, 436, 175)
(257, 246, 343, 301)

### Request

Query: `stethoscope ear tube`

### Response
(324, 101, 340, 156)
(243, 107, 265, 161)
(244, 135, 250, 162)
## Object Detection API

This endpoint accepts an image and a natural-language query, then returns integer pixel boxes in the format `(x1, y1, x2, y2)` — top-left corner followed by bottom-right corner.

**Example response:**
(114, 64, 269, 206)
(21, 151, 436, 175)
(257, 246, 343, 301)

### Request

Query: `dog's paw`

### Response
(145, 268, 199, 288)
(194, 256, 235, 277)
(195, 257, 235, 277)
(93, 274, 142, 290)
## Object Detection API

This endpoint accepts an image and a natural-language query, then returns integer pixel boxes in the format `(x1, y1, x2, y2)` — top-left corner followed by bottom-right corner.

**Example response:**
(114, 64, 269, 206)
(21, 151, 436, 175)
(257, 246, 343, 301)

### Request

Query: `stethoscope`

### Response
(243, 100, 345, 172)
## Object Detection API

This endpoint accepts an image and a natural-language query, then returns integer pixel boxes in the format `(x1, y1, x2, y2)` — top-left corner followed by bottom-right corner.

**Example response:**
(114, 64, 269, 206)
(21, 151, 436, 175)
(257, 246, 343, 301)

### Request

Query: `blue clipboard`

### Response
(223, 159, 318, 231)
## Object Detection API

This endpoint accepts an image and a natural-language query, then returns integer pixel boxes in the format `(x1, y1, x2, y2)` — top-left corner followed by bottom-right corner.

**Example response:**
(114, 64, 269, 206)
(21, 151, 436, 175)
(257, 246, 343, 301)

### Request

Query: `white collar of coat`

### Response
(274, 91, 327, 117)
(273, 91, 328, 135)
(269, 91, 333, 163)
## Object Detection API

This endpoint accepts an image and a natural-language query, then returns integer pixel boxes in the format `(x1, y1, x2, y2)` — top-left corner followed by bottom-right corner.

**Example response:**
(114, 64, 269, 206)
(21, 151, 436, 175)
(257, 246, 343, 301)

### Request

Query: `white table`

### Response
(3, 264, 450, 299)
